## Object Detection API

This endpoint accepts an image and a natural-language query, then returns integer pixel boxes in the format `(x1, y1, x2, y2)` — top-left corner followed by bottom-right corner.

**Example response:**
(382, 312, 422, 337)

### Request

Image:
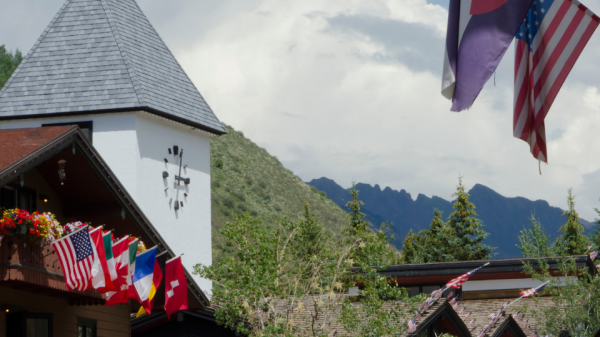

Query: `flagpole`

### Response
(506, 281, 550, 308)
(167, 253, 184, 263)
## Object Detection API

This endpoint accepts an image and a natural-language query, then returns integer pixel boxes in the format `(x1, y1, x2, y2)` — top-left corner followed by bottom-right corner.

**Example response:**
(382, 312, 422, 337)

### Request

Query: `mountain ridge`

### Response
(308, 177, 592, 258)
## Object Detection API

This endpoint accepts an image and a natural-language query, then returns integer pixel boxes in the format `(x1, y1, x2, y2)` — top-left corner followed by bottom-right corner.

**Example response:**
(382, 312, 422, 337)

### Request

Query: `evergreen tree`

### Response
(553, 189, 591, 256)
(0, 45, 23, 90)
(345, 183, 368, 236)
(589, 200, 600, 250)
(402, 209, 449, 263)
(443, 176, 494, 261)
(516, 214, 553, 258)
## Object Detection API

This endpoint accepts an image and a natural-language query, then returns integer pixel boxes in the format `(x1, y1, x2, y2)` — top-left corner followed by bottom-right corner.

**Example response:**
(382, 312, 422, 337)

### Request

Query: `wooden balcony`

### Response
(0, 235, 105, 305)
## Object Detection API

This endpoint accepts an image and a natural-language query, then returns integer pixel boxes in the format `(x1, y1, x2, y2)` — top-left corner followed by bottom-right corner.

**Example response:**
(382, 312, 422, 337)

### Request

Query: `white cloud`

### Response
(5, 0, 600, 221)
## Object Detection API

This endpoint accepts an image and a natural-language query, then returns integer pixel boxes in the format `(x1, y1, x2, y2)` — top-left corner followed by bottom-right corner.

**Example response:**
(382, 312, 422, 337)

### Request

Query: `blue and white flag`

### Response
(133, 247, 158, 311)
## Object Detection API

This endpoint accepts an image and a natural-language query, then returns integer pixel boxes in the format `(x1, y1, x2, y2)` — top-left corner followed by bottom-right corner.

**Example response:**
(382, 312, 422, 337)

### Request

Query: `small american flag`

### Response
(415, 313, 421, 322)
(488, 313, 496, 320)
(520, 282, 548, 297)
(591, 251, 598, 260)
(502, 301, 510, 309)
(408, 318, 417, 333)
(470, 325, 478, 333)
(477, 325, 490, 337)
(432, 289, 443, 300)
(457, 307, 466, 314)
(53, 226, 95, 291)
(513, 0, 600, 163)
(587, 245, 593, 251)
(446, 264, 488, 289)
(453, 300, 462, 310)
(520, 314, 526, 321)
(512, 311, 521, 319)
(530, 331, 538, 337)
(446, 290, 454, 299)
(464, 311, 472, 318)
(425, 297, 433, 304)
(449, 296, 457, 305)
(469, 318, 476, 325)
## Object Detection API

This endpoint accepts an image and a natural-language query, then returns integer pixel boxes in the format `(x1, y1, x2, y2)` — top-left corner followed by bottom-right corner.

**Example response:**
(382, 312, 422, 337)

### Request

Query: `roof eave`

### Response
(0, 107, 228, 136)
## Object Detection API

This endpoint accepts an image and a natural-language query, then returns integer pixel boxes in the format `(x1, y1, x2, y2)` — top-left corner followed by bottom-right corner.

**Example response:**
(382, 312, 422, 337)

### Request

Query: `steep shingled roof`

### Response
(0, 0, 226, 135)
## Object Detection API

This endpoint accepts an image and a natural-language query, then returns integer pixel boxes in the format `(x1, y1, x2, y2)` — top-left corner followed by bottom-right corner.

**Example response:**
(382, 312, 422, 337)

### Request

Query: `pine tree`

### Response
(402, 209, 449, 263)
(553, 189, 591, 256)
(443, 176, 494, 261)
(589, 200, 600, 250)
(516, 214, 553, 258)
(345, 183, 368, 236)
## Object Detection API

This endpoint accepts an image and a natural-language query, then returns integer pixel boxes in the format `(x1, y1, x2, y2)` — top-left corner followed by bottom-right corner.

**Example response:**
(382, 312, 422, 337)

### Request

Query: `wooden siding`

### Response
(0, 286, 130, 337)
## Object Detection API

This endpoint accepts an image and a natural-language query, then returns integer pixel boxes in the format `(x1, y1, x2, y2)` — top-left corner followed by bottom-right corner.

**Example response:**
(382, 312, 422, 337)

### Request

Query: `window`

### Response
(42, 121, 93, 143)
(77, 318, 97, 337)
(6, 312, 53, 337)
(0, 185, 36, 212)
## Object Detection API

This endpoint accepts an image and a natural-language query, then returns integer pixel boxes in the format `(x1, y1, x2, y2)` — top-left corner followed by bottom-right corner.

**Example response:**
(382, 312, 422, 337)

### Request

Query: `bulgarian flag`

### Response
(128, 238, 140, 300)
(133, 247, 158, 315)
(136, 251, 166, 317)
(89, 227, 115, 293)
(106, 236, 130, 306)
(103, 231, 118, 290)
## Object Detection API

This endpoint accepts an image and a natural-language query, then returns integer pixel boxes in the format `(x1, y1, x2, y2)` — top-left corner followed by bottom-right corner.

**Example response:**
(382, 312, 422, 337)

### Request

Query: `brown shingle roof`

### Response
(0, 126, 74, 172)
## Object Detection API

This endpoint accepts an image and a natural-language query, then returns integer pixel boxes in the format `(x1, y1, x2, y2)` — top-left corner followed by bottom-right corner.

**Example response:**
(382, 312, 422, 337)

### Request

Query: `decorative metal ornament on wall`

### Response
(58, 159, 67, 185)
(163, 145, 191, 211)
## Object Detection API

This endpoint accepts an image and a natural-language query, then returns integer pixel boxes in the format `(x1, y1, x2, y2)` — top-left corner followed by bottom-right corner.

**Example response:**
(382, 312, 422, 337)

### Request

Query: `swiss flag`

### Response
(164, 256, 188, 317)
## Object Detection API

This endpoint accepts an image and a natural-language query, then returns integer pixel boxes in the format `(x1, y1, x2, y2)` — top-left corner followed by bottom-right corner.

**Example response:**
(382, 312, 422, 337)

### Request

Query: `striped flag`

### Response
(408, 318, 417, 333)
(446, 290, 454, 299)
(531, 331, 538, 337)
(591, 250, 598, 260)
(502, 301, 510, 309)
(513, 311, 522, 318)
(520, 283, 548, 297)
(446, 264, 488, 289)
(520, 314, 526, 321)
(52, 226, 95, 291)
(415, 313, 421, 322)
(469, 318, 476, 325)
(458, 307, 466, 314)
(488, 313, 497, 320)
(453, 300, 462, 310)
(128, 238, 140, 300)
(449, 296, 457, 305)
(513, 0, 599, 163)
(465, 312, 472, 318)
(469, 325, 478, 333)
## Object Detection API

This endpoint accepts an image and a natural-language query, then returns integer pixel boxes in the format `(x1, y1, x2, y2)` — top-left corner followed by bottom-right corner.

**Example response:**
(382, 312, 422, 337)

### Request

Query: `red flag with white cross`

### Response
(165, 256, 188, 317)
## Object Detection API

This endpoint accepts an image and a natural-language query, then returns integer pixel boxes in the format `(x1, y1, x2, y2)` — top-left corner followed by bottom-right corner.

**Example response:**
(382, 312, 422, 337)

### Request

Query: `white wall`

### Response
(463, 276, 575, 292)
(0, 111, 213, 293)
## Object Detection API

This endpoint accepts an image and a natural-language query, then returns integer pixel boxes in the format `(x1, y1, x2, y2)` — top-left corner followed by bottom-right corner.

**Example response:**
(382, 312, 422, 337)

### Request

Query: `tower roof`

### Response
(0, 0, 226, 135)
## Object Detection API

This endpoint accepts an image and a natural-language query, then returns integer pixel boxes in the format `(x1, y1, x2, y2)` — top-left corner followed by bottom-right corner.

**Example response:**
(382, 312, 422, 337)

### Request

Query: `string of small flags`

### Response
(406, 263, 489, 333)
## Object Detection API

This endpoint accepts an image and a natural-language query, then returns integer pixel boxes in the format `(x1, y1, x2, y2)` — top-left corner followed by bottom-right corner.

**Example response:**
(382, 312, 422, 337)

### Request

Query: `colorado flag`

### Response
(133, 247, 158, 314)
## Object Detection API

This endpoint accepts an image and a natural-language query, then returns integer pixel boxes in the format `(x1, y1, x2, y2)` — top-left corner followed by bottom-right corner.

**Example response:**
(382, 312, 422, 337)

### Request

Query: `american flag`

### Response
(591, 250, 598, 260)
(531, 331, 538, 337)
(502, 301, 510, 309)
(453, 300, 462, 310)
(465, 312, 472, 318)
(520, 314, 526, 321)
(513, 0, 599, 163)
(53, 226, 95, 291)
(432, 289, 443, 300)
(512, 311, 521, 319)
(525, 320, 530, 332)
(415, 313, 421, 322)
(477, 325, 490, 337)
(520, 282, 548, 297)
(470, 325, 478, 333)
(488, 313, 497, 320)
(449, 296, 457, 305)
(458, 307, 466, 314)
(469, 318, 476, 325)
(408, 318, 417, 333)
(446, 264, 488, 289)
(446, 290, 454, 299)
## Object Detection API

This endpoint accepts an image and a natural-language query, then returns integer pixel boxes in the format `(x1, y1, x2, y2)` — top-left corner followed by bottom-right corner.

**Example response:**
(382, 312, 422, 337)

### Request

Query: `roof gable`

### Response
(0, 0, 226, 135)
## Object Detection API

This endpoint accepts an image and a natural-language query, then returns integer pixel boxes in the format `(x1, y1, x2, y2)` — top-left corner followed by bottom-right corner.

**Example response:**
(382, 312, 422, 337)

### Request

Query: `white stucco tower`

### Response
(0, 0, 226, 294)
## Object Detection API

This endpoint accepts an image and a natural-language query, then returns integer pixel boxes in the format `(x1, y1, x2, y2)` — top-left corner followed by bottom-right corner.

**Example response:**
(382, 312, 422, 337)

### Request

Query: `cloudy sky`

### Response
(4, 0, 600, 221)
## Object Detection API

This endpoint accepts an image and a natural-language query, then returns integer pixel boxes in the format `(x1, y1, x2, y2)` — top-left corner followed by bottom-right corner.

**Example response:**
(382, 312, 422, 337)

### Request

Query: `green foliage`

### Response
(0, 45, 22, 90)
(521, 256, 600, 337)
(516, 214, 553, 258)
(210, 124, 348, 261)
(402, 209, 449, 263)
(195, 193, 418, 336)
(443, 176, 494, 261)
(553, 189, 591, 256)
(589, 200, 600, 249)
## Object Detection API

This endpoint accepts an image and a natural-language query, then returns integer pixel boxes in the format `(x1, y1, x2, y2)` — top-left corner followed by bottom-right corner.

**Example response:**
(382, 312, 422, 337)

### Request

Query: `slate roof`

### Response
(0, 0, 226, 135)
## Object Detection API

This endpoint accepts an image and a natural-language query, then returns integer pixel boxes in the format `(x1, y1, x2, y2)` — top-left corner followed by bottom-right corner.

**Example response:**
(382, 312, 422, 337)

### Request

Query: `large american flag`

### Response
(513, 0, 599, 163)
(53, 226, 95, 291)
(446, 263, 488, 289)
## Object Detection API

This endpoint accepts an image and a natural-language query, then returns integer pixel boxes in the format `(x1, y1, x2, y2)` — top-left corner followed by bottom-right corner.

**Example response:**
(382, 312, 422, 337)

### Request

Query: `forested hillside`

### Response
(0, 46, 22, 89)
(210, 125, 348, 258)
